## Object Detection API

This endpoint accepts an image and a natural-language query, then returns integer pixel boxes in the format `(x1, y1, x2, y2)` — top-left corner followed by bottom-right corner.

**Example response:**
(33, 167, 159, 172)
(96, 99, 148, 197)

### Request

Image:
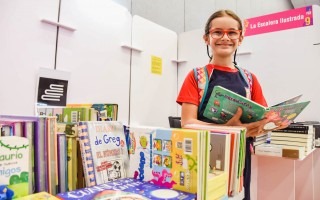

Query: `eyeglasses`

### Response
(209, 29, 242, 40)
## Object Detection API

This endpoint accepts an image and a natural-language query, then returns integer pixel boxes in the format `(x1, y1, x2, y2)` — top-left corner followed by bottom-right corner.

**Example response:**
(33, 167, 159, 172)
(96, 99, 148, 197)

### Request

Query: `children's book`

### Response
(0, 136, 30, 199)
(62, 107, 90, 123)
(127, 126, 155, 181)
(66, 103, 118, 121)
(77, 121, 129, 187)
(271, 94, 302, 107)
(203, 86, 310, 128)
(0, 115, 48, 192)
(57, 123, 78, 191)
(127, 127, 209, 200)
(56, 177, 196, 200)
(184, 124, 247, 197)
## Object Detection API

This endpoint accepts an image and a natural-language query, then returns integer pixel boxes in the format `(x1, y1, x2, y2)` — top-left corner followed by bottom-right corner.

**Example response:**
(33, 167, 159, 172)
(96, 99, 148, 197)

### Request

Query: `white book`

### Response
(270, 136, 313, 143)
(78, 121, 129, 186)
(270, 140, 313, 148)
(127, 126, 155, 180)
(255, 143, 305, 159)
(271, 132, 314, 139)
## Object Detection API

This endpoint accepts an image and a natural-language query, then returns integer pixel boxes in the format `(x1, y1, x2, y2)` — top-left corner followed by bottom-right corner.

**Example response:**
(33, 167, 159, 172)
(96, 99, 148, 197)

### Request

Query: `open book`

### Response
(203, 86, 310, 129)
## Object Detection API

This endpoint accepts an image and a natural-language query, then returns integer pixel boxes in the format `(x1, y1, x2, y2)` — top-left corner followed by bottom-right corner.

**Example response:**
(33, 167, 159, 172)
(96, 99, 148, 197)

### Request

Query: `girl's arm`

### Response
(181, 103, 214, 127)
(181, 103, 270, 137)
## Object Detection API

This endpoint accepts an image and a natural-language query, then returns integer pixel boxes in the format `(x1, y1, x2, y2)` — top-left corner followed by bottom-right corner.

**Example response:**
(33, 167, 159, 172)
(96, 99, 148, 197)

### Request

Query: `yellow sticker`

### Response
(151, 55, 162, 75)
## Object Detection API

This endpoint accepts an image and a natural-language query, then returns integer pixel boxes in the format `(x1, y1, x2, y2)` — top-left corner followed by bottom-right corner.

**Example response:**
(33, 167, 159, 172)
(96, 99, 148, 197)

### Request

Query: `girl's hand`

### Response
(226, 107, 271, 137)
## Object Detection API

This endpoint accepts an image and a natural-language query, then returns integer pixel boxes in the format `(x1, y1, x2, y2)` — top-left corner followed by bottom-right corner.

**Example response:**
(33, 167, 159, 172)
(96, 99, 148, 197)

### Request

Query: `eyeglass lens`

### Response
(210, 30, 240, 39)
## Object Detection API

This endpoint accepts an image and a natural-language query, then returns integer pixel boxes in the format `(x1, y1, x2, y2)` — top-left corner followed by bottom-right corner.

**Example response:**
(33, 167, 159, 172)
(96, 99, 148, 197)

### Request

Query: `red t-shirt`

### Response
(177, 64, 267, 107)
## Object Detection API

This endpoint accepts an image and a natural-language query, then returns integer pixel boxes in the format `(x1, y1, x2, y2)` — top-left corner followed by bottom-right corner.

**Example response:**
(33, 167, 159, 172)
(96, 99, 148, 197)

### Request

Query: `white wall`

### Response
(0, 0, 59, 115)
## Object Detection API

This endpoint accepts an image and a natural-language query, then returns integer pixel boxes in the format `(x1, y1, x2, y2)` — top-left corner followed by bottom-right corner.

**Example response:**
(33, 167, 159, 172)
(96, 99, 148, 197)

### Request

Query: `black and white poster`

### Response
(37, 77, 68, 106)
(36, 68, 70, 107)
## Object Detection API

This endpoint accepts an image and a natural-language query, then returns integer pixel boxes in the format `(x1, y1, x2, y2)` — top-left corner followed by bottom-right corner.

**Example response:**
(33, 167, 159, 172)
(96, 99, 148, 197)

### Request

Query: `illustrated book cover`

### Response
(127, 126, 155, 181)
(77, 121, 129, 187)
(56, 177, 196, 200)
(127, 127, 209, 199)
(0, 136, 30, 199)
(203, 86, 310, 128)
(0, 115, 48, 192)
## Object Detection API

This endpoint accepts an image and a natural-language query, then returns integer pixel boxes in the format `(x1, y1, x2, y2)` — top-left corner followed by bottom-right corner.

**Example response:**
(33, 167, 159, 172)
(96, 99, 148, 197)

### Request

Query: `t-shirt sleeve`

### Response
(176, 70, 199, 106)
(251, 73, 268, 107)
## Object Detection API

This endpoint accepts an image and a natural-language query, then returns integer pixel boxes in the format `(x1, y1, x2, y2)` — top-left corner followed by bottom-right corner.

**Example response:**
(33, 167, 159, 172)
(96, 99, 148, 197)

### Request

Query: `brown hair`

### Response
(204, 10, 243, 35)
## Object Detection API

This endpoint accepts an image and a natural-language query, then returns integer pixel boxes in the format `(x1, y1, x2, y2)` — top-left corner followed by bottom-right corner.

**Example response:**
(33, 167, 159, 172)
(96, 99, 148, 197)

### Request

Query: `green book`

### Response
(203, 86, 310, 126)
(0, 136, 30, 198)
(62, 107, 90, 123)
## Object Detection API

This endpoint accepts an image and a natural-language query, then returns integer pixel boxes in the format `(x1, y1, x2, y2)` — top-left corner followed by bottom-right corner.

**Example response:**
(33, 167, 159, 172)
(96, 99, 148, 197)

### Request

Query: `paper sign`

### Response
(151, 56, 162, 75)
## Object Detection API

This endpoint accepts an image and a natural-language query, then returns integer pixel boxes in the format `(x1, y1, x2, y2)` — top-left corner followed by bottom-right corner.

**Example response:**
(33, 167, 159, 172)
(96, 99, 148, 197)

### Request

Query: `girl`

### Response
(177, 10, 270, 200)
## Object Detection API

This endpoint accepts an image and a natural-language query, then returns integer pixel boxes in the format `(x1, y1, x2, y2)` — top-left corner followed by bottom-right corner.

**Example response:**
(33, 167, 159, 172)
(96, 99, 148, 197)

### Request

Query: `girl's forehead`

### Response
(210, 16, 240, 29)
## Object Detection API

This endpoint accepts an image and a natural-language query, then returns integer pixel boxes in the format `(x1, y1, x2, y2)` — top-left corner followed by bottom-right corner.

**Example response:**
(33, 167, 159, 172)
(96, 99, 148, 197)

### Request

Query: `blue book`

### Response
(56, 178, 196, 200)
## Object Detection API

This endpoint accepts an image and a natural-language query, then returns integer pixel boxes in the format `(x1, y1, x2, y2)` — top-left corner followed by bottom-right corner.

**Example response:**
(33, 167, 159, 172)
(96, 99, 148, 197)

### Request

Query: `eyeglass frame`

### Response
(208, 29, 242, 40)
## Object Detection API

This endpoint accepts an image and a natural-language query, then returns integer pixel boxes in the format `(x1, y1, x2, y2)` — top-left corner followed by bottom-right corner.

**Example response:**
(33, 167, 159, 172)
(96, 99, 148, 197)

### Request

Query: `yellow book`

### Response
(207, 170, 228, 191)
(207, 170, 228, 200)
(207, 184, 228, 200)
(15, 192, 59, 200)
(127, 127, 209, 200)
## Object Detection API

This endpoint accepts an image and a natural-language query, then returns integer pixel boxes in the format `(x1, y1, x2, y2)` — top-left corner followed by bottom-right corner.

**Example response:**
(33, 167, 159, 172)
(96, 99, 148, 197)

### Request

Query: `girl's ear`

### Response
(238, 35, 244, 46)
(203, 35, 209, 45)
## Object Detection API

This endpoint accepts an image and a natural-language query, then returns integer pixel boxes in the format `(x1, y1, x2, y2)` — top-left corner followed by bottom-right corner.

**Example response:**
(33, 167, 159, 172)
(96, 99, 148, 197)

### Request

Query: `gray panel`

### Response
(111, 0, 132, 12)
(250, 0, 264, 18)
(262, 0, 293, 15)
(185, 0, 216, 32)
(251, 0, 293, 17)
(236, 0, 254, 21)
(215, 0, 236, 11)
(132, 0, 184, 34)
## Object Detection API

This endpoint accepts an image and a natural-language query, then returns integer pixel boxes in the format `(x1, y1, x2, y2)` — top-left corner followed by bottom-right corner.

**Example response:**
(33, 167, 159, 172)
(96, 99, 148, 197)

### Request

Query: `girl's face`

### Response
(204, 16, 243, 59)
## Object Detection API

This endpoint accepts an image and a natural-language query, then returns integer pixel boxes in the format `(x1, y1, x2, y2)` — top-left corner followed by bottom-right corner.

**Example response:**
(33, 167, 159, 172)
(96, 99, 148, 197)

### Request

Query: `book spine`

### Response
(34, 118, 47, 192)
(272, 128, 309, 134)
(57, 133, 67, 193)
(270, 132, 312, 139)
(78, 122, 97, 187)
(314, 125, 320, 148)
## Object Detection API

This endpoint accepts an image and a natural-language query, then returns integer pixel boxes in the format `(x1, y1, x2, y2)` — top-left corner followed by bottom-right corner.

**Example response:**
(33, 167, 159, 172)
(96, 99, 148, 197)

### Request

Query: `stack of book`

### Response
(184, 124, 247, 198)
(253, 133, 268, 147)
(255, 123, 316, 159)
(270, 123, 315, 156)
